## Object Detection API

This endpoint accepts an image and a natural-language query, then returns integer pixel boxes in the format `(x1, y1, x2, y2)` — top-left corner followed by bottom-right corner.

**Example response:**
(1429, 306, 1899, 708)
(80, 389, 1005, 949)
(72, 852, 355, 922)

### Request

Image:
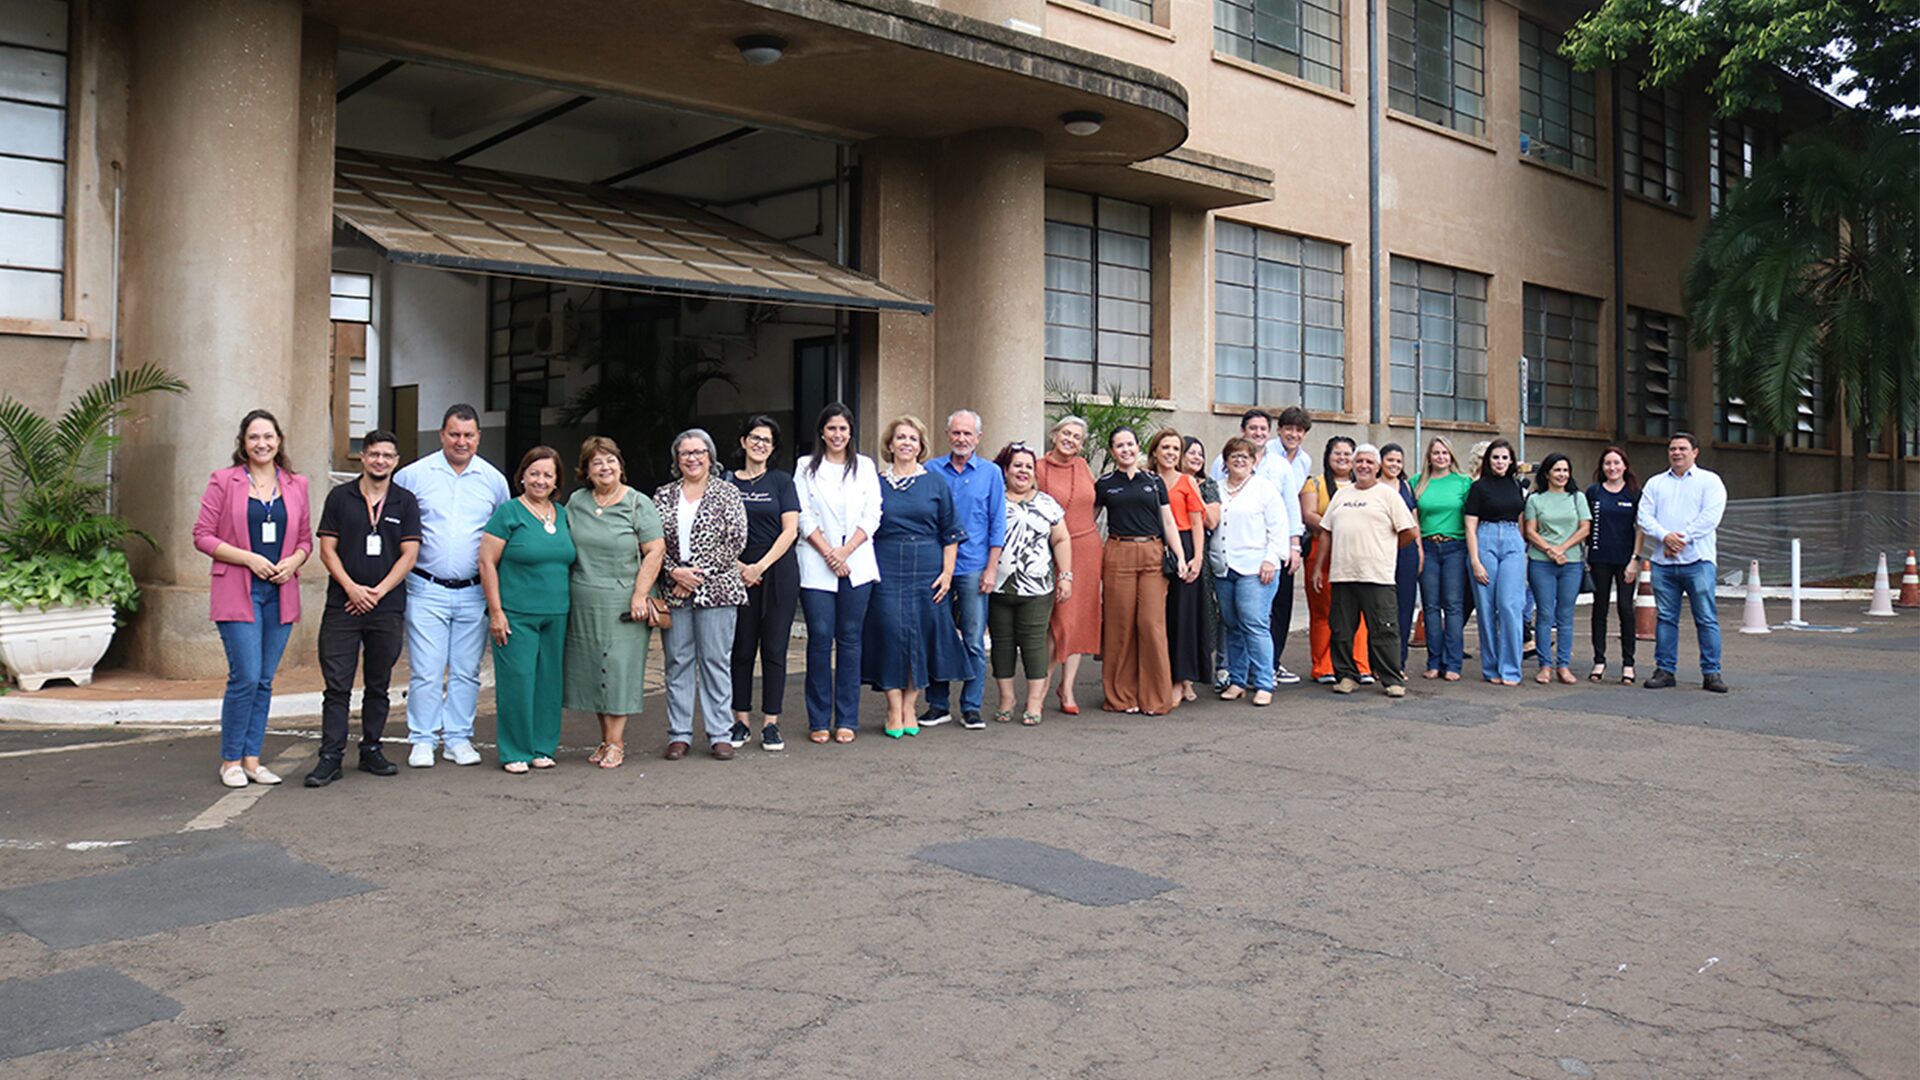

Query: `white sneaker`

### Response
(444, 740, 482, 766)
(408, 743, 436, 768)
(245, 765, 283, 785)
(1274, 665, 1302, 685)
(219, 764, 247, 788)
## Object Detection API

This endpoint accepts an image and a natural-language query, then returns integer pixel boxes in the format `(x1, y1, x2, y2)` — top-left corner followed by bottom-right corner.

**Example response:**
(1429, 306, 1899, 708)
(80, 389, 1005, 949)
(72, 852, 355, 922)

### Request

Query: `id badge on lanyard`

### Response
(260, 517, 278, 545)
(366, 534, 383, 557)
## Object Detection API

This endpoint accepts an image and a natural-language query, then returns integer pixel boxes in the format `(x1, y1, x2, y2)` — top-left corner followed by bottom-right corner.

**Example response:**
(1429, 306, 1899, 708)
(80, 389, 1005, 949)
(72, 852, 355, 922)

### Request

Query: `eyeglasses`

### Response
(743, 434, 773, 447)
(677, 449, 709, 460)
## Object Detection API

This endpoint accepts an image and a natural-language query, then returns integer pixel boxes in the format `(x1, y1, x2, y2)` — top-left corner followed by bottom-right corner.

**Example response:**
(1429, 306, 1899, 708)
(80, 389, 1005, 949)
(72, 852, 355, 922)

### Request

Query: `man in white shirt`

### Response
(1634, 432, 1728, 693)
(1210, 408, 1309, 684)
(393, 404, 512, 765)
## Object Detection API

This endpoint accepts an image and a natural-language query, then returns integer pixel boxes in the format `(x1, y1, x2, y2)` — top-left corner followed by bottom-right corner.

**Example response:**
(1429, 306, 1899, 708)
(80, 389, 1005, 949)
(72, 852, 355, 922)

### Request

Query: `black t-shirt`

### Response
(1094, 469, 1170, 538)
(316, 479, 422, 612)
(1463, 475, 1526, 524)
(1585, 482, 1640, 564)
(728, 468, 800, 564)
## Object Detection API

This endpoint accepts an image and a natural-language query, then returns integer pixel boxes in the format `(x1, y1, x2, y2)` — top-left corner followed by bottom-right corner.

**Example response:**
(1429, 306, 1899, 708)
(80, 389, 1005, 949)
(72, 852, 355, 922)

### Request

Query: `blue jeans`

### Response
(1527, 559, 1585, 670)
(801, 579, 872, 731)
(404, 577, 489, 746)
(1471, 521, 1527, 683)
(216, 583, 294, 761)
(1419, 538, 1467, 675)
(1652, 560, 1722, 675)
(1217, 570, 1280, 691)
(926, 571, 986, 715)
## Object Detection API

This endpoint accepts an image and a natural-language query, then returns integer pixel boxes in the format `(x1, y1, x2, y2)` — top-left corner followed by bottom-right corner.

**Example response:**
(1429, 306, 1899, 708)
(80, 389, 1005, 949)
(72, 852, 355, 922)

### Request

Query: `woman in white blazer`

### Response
(794, 404, 884, 743)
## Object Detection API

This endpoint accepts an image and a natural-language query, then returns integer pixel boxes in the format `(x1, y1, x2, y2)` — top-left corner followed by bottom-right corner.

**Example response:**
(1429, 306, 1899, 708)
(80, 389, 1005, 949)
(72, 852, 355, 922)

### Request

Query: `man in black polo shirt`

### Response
(307, 430, 422, 787)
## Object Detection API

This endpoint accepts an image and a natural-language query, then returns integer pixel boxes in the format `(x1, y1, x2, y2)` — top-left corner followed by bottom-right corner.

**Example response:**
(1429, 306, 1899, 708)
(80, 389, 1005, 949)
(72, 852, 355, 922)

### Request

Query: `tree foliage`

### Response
(1562, 0, 1918, 121)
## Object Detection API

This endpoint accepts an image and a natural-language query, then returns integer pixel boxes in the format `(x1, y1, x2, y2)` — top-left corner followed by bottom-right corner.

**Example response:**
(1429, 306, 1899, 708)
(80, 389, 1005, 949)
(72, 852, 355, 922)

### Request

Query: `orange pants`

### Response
(1101, 537, 1177, 715)
(1308, 552, 1370, 680)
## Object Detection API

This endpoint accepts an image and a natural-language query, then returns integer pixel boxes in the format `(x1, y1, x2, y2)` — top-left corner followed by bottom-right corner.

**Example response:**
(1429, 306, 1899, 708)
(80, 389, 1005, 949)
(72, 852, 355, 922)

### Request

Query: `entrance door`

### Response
(506, 375, 545, 478)
(793, 334, 854, 460)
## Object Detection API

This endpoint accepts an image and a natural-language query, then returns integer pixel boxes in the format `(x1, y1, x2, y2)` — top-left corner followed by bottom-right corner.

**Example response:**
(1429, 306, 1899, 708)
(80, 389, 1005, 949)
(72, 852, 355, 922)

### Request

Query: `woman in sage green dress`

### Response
(563, 437, 666, 770)
(480, 447, 576, 774)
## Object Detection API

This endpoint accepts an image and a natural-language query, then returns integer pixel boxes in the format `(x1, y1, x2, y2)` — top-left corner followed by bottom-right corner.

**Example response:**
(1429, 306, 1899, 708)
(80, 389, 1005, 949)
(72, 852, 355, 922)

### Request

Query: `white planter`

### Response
(0, 602, 118, 691)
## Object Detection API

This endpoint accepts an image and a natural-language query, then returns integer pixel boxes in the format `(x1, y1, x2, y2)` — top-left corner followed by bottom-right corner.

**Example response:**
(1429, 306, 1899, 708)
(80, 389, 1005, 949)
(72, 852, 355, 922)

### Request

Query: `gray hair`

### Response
(946, 408, 982, 432)
(671, 427, 719, 471)
(1050, 414, 1089, 438)
(1353, 443, 1381, 459)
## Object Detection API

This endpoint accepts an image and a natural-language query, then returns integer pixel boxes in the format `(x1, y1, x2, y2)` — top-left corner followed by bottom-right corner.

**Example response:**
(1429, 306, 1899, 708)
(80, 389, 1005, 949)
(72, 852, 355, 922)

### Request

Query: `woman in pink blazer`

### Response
(192, 409, 312, 788)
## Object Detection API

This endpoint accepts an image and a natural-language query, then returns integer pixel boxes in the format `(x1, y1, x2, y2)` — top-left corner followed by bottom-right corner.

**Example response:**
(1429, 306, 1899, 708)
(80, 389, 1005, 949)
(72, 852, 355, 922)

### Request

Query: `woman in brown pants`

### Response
(1094, 426, 1193, 715)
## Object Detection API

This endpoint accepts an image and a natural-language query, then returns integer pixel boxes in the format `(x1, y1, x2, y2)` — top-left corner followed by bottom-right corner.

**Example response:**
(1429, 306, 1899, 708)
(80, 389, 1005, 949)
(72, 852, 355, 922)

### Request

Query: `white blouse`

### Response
(794, 453, 884, 591)
(1215, 474, 1289, 576)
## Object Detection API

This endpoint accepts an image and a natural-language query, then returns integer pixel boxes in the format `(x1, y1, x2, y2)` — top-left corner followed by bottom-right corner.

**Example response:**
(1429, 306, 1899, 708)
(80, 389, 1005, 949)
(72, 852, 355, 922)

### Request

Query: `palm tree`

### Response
(1687, 122, 1919, 489)
(0, 362, 190, 559)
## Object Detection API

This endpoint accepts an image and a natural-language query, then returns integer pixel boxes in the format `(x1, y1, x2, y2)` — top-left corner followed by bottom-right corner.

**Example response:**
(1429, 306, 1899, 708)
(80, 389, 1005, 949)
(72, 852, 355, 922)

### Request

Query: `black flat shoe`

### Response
(1643, 670, 1677, 689)
(304, 756, 343, 787)
(358, 747, 399, 776)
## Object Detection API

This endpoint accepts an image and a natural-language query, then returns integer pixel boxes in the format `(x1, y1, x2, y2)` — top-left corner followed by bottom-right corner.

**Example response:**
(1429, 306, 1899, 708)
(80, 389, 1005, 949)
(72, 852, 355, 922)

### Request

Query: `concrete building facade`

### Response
(1, 0, 1910, 678)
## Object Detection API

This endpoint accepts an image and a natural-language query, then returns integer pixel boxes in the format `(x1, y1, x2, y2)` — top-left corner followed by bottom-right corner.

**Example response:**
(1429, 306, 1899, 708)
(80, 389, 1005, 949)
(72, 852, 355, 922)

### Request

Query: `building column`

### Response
(857, 137, 937, 445)
(933, 128, 1046, 449)
(118, 0, 332, 677)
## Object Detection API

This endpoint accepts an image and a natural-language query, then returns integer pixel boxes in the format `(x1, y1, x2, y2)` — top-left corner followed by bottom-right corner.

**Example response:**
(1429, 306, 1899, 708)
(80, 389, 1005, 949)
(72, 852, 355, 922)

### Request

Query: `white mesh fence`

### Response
(1716, 492, 1920, 586)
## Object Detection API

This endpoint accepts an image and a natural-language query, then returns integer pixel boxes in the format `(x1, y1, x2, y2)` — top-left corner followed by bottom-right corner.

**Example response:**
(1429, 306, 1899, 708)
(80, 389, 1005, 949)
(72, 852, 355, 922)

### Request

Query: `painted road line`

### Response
(0, 732, 189, 760)
(179, 742, 316, 833)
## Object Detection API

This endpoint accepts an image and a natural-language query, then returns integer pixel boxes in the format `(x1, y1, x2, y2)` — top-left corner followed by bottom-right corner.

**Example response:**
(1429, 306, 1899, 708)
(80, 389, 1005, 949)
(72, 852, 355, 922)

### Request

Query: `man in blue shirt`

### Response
(921, 409, 1005, 730)
(1635, 432, 1729, 693)
(394, 403, 512, 765)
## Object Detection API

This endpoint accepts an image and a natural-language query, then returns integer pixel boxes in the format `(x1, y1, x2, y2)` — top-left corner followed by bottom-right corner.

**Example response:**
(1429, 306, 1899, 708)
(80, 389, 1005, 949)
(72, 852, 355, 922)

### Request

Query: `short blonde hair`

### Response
(1146, 427, 1184, 466)
(880, 414, 929, 464)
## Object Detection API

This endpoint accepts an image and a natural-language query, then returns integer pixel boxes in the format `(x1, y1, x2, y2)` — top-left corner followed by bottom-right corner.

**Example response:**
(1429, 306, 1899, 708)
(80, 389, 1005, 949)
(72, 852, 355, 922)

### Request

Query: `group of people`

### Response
(191, 400, 1730, 788)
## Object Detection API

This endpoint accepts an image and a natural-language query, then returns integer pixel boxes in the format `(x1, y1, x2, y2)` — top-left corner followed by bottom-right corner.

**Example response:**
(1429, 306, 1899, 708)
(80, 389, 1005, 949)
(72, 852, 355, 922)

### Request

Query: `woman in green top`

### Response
(480, 446, 576, 774)
(1522, 452, 1592, 685)
(563, 437, 666, 770)
(1412, 436, 1472, 681)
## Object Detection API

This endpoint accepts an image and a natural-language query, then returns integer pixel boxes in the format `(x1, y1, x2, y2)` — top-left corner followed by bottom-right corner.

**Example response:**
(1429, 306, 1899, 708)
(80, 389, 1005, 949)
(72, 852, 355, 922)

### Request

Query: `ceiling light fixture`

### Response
(1061, 111, 1104, 137)
(736, 35, 788, 66)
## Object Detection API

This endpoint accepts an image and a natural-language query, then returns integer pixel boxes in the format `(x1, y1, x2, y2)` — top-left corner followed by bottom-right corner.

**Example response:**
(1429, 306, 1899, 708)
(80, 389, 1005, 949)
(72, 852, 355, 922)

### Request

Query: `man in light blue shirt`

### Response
(394, 403, 511, 765)
(922, 409, 1005, 730)
(1635, 432, 1728, 692)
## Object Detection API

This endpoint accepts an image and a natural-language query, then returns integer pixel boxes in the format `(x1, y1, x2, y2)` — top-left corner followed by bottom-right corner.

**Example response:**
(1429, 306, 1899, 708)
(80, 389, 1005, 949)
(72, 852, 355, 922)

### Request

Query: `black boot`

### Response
(305, 754, 344, 787)
(358, 745, 399, 776)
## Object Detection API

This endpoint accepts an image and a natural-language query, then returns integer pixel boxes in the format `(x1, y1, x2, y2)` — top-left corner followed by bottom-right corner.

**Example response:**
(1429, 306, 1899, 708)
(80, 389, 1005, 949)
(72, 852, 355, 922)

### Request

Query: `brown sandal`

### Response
(809, 730, 831, 744)
(598, 742, 625, 769)
(834, 728, 856, 744)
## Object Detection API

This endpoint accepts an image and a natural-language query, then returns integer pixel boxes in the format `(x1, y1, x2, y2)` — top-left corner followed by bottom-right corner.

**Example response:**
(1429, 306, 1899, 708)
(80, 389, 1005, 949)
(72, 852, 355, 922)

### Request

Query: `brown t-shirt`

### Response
(1322, 482, 1417, 584)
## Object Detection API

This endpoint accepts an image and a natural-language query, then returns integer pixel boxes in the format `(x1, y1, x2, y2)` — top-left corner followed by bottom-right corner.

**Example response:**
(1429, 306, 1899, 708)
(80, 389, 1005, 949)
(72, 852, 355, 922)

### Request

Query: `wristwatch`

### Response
(1059, 572, 1074, 583)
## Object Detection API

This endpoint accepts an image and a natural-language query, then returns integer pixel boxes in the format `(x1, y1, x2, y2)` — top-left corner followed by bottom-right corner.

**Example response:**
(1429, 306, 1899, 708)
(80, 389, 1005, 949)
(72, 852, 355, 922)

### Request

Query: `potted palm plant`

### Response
(0, 363, 188, 690)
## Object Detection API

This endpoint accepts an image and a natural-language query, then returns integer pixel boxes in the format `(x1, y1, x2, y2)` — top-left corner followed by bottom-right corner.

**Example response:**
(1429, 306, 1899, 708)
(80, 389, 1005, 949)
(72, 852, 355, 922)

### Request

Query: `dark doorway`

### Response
(793, 334, 855, 459)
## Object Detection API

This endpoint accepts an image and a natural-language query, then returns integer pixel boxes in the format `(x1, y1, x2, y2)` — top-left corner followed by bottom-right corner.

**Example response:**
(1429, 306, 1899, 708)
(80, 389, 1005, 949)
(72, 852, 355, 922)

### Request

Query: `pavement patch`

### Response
(0, 966, 182, 1060)
(0, 840, 377, 949)
(1532, 671, 1918, 772)
(914, 838, 1176, 906)
(1365, 697, 1498, 727)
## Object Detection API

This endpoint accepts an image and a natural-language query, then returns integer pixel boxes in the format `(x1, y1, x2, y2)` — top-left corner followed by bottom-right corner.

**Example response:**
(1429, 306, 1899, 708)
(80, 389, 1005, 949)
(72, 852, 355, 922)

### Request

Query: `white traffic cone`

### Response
(1866, 553, 1897, 617)
(1739, 560, 1771, 634)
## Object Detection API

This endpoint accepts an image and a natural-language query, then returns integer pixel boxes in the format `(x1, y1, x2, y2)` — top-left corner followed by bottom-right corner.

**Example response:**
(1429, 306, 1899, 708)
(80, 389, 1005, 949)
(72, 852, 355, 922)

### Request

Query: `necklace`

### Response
(591, 485, 624, 515)
(1224, 475, 1251, 498)
(521, 496, 557, 534)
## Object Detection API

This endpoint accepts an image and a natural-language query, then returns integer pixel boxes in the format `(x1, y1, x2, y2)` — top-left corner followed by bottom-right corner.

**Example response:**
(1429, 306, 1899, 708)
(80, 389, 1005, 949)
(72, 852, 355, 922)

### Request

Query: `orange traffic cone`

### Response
(1738, 560, 1771, 634)
(1867, 553, 1897, 616)
(1410, 609, 1427, 648)
(1634, 564, 1657, 641)
(1897, 550, 1920, 609)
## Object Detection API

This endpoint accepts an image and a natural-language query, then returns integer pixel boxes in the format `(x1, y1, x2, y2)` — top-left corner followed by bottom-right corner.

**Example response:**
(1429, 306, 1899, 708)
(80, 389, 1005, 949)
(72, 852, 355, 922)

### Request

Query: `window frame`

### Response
(1214, 0, 1345, 92)
(1044, 189, 1155, 399)
(1621, 79, 1688, 207)
(1520, 283, 1601, 431)
(486, 277, 563, 414)
(1212, 220, 1347, 413)
(1712, 365, 1767, 446)
(0, 0, 73, 323)
(1624, 307, 1688, 439)
(1388, 255, 1490, 424)
(1087, 0, 1155, 22)
(1516, 18, 1596, 175)
(1386, 0, 1486, 138)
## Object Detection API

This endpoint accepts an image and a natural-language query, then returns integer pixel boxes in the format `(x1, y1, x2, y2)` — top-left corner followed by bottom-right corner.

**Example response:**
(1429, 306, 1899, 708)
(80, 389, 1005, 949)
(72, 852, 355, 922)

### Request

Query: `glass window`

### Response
(1791, 367, 1827, 449)
(1521, 284, 1600, 430)
(1709, 118, 1768, 215)
(0, 0, 68, 320)
(1625, 307, 1687, 438)
(1517, 19, 1595, 174)
(1213, 221, 1345, 412)
(329, 271, 372, 324)
(1045, 189, 1153, 398)
(1089, 0, 1154, 20)
(487, 277, 557, 412)
(1621, 80, 1686, 206)
(1713, 366, 1767, 445)
(1387, 0, 1484, 137)
(1214, 0, 1344, 91)
(1388, 256, 1488, 423)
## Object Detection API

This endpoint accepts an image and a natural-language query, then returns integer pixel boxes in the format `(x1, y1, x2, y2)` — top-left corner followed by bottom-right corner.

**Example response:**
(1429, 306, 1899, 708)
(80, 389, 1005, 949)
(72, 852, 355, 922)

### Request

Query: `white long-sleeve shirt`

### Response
(1210, 446, 1306, 538)
(1636, 464, 1727, 566)
(1215, 474, 1290, 575)
(795, 453, 884, 590)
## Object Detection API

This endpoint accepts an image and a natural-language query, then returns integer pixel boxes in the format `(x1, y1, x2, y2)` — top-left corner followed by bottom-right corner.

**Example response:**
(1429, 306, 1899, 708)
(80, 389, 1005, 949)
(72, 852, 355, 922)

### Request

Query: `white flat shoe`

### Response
(219, 764, 247, 788)
(245, 766, 282, 785)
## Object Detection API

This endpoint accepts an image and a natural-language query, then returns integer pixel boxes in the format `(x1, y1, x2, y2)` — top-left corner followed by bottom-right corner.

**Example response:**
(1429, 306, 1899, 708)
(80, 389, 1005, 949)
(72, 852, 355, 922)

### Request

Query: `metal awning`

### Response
(332, 149, 930, 314)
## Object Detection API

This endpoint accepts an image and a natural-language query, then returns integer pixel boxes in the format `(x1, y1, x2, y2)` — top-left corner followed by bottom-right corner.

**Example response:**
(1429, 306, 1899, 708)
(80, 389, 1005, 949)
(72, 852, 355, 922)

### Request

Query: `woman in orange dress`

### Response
(1038, 415, 1099, 715)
